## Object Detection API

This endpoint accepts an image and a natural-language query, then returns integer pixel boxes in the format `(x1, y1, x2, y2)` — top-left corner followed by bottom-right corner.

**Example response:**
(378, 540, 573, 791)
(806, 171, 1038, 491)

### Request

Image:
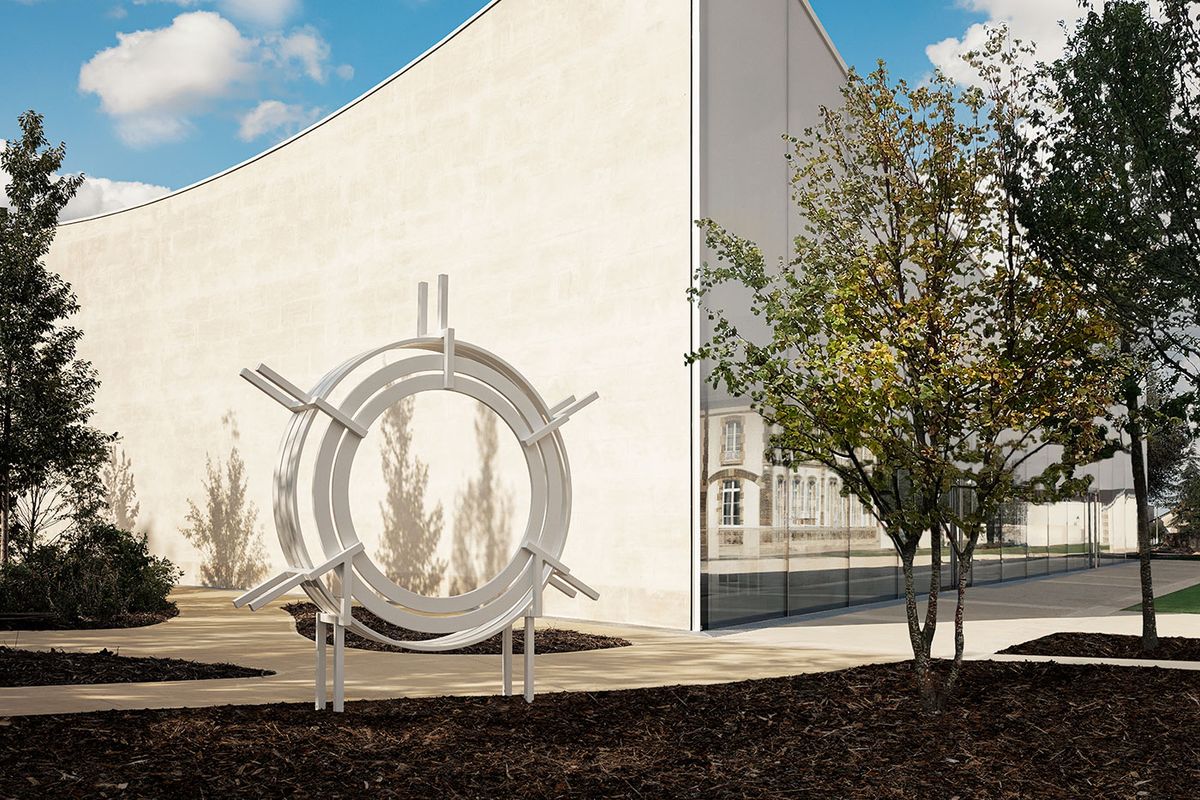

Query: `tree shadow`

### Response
(100, 444, 140, 532)
(448, 405, 515, 594)
(375, 396, 446, 594)
(179, 412, 268, 589)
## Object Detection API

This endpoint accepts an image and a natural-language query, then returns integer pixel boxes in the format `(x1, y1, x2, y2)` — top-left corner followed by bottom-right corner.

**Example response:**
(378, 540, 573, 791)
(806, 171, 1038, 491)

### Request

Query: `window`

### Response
(721, 479, 742, 526)
(775, 476, 786, 527)
(829, 478, 841, 527)
(722, 418, 743, 463)
(791, 478, 802, 525)
(808, 478, 818, 525)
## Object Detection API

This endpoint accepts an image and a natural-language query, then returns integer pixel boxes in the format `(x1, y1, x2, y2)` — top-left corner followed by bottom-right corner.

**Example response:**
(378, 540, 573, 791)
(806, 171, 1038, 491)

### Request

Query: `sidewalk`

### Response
(717, 560, 1200, 661)
(4, 561, 1198, 717)
(0, 588, 895, 717)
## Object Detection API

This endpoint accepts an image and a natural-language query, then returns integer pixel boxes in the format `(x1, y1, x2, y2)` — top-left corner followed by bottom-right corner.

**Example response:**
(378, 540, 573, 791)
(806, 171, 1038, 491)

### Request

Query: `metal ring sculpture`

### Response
(234, 275, 598, 710)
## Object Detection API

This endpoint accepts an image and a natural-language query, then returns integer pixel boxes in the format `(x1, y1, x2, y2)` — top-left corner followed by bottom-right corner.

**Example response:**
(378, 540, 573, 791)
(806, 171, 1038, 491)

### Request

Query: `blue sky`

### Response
(0, 0, 1087, 218)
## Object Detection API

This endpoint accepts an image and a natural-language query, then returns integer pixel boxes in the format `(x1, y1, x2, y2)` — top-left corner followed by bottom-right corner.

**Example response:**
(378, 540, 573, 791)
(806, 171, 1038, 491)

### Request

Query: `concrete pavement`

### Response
(2, 561, 1198, 717)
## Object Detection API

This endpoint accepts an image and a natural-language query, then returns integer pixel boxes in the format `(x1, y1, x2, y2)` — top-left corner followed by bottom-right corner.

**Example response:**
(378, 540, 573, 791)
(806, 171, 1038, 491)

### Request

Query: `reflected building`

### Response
(700, 405, 1141, 627)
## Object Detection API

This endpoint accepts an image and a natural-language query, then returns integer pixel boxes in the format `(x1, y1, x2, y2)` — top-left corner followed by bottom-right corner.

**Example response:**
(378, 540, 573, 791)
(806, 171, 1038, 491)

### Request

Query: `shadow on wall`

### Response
(449, 406, 515, 595)
(376, 396, 447, 594)
(180, 412, 269, 589)
(100, 443, 140, 532)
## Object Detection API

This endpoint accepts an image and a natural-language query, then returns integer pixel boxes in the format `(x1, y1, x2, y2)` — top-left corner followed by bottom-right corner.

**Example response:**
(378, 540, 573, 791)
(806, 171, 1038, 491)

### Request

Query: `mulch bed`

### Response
(998, 631, 1200, 661)
(0, 606, 178, 631)
(0, 646, 273, 688)
(1, 660, 1198, 798)
(283, 601, 631, 655)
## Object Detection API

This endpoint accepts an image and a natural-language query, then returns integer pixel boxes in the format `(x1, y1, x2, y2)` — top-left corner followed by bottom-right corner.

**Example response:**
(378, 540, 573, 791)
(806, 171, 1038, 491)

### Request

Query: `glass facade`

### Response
(698, 407, 1141, 629)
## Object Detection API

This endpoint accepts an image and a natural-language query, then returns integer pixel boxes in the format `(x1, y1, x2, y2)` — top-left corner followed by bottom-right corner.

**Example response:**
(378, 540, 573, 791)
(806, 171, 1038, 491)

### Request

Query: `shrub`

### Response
(0, 523, 180, 625)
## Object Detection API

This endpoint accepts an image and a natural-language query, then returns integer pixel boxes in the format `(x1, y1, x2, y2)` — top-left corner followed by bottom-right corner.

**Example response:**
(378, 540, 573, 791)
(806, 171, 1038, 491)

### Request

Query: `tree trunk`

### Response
(1121, 341, 1157, 652)
(0, 469, 8, 566)
(900, 533, 947, 713)
(943, 551, 970, 702)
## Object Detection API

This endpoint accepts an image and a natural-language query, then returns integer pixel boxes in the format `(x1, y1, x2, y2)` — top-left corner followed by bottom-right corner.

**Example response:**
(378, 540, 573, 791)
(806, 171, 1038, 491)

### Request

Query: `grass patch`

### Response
(1124, 580, 1200, 613)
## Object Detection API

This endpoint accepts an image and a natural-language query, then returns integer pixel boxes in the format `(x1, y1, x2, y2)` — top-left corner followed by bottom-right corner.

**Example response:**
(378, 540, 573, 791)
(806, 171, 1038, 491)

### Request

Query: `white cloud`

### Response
(267, 25, 332, 83)
(237, 99, 321, 141)
(79, 11, 255, 147)
(926, 0, 1099, 84)
(218, 0, 299, 28)
(0, 147, 171, 220)
(60, 175, 172, 220)
(132, 0, 299, 28)
(335, 63, 354, 81)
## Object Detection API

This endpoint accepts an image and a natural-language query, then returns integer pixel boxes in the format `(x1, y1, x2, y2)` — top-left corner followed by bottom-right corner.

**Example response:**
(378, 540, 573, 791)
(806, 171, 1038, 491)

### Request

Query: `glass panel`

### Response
(1000, 500, 1029, 582)
(849, 517, 897, 604)
(1025, 502, 1050, 577)
(1065, 498, 1090, 571)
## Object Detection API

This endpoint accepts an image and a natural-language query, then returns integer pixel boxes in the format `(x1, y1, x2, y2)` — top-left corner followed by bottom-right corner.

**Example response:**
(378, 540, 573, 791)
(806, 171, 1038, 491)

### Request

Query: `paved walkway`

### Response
(718, 560, 1200, 662)
(0, 589, 894, 717)
(2, 561, 1197, 717)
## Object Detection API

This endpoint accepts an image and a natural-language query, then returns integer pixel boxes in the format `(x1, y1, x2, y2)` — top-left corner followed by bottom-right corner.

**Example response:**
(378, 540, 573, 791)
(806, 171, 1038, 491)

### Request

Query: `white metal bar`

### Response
(339, 560, 355, 626)
(333, 623, 345, 713)
(521, 541, 600, 601)
(550, 569, 599, 602)
(315, 617, 327, 710)
(522, 540, 571, 575)
(246, 570, 309, 612)
(502, 626, 513, 696)
(532, 553, 544, 617)
(523, 614, 535, 703)
(548, 395, 576, 416)
(255, 363, 310, 403)
(437, 273, 449, 332)
(233, 568, 299, 608)
(417, 281, 429, 337)
(313, 397, 369, 439)
(547, 573, 577, 598)
(240, 369, 302, 411)
(521, 391, 599, 445)
(443, 327, 455, 389)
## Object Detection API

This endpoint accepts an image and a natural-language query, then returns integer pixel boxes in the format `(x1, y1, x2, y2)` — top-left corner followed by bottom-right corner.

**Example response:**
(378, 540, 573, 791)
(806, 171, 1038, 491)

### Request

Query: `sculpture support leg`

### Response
(502, 625, 513, 697)
(315, 617, 328, 710)
(523, 614, 535, 703)
(333, 622, 345, 713)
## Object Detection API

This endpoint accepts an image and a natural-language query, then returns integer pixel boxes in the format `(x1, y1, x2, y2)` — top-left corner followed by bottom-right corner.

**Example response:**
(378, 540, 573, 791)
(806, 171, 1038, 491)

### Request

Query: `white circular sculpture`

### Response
(233, 275, 598, 711)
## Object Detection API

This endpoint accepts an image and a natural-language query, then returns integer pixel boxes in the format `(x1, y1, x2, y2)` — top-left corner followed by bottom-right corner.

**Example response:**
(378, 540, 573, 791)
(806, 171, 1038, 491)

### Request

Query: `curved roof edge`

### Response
(799, 0, 850, 77)
(59, 0, 504, 227)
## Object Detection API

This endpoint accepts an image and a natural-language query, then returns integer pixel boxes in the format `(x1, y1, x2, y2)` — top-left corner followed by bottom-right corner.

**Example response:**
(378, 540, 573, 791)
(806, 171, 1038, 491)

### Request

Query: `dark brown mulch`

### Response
(0, 605, 178, 631)
(2, 660, 1198, 799)
(998, 631, 1200, 661)
(282, 601, 631, 655)
(0, 646, 273, 687)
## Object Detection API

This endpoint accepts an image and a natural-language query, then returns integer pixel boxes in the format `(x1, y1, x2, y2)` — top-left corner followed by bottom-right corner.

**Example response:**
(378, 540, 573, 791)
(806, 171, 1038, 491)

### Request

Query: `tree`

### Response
(1168, 461, 1200, 549)
(449, 406, 514, 595)
(1015, 0, 1200, 652)
(376, 397, 446, 595)
(100, 444, 141, 532)
(0, 110, 113, 565)
(1145, 373, 1195, 509)
(689, 50, 1117, 711)
(180, 414, 268, 589)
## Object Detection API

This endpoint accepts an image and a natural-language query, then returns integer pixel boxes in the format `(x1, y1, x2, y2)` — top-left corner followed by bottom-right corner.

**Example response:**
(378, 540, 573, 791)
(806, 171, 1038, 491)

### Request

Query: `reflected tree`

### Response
(449, 406, 514, 594)
(100, 444, 140, 532)
(180, 414, 268, 589)
(376, 397, 446, 595)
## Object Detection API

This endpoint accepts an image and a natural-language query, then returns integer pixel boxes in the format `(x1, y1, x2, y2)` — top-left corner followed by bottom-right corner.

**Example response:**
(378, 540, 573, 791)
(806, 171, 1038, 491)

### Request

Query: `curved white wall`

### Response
(46, 0, 694, 628)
